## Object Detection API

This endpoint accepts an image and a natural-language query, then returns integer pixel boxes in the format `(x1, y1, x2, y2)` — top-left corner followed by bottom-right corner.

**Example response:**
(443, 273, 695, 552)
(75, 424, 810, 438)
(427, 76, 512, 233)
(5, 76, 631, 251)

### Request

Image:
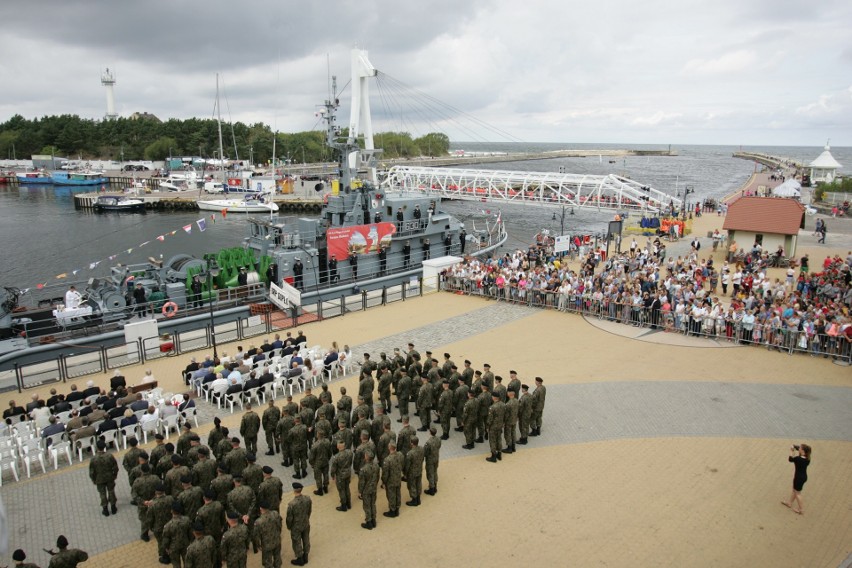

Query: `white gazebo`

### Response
(808, 142, 843, 183)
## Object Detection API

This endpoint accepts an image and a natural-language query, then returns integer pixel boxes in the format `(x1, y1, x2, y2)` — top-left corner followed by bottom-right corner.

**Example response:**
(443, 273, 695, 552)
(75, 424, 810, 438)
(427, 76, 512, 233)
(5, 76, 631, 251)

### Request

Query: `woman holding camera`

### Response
(782, 443, 811, 515)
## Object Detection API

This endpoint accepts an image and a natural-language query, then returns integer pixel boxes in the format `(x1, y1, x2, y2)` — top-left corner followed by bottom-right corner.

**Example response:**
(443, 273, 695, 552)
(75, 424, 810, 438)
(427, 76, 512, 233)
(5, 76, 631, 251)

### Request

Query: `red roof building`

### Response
(723, 197, 805, 256)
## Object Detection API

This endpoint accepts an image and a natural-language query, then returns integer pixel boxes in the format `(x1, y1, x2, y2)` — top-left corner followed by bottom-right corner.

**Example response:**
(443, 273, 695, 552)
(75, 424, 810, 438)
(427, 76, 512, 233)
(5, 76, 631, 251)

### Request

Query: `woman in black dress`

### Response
(781, 443, 812, 515)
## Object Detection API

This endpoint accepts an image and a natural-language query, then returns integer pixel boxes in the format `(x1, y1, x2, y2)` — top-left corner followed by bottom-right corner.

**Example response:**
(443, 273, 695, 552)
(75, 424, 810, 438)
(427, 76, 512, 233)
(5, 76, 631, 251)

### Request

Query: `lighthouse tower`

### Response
(101, 68, 118, 120)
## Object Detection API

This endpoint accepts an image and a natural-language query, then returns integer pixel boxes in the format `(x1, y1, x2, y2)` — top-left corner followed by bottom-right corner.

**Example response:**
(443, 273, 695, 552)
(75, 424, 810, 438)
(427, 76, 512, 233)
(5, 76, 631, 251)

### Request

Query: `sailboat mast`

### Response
(216, 74, 226, 188)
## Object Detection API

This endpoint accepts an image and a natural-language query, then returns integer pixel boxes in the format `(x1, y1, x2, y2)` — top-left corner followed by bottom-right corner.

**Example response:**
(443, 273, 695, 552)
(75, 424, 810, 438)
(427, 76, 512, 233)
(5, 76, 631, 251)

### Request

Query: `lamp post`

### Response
(205, 258, 221, 359)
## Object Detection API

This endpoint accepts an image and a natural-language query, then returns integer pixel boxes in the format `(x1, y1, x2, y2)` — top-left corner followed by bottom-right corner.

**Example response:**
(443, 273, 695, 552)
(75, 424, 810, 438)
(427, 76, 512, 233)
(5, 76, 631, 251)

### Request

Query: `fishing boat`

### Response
(51, 170, 108, 186)
(94, 195, 146, 212)
(16, 170, 53, 184)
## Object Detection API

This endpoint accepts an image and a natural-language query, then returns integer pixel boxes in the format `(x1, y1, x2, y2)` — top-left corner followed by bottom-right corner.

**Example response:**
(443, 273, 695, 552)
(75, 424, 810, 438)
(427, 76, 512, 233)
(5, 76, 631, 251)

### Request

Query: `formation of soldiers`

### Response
(12, 535, 88, 568)
(78, 342, 547, 565)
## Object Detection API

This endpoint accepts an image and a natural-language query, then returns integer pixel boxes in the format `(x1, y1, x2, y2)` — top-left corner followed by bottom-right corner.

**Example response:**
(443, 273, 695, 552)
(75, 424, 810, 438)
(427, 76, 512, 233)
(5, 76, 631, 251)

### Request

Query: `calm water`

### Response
(2, 144, 848, 290)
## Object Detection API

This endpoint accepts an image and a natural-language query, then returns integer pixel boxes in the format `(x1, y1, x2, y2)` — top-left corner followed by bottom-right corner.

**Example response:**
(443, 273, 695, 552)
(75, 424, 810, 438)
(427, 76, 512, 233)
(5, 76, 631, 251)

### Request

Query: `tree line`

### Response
(0, 114, 450, 164)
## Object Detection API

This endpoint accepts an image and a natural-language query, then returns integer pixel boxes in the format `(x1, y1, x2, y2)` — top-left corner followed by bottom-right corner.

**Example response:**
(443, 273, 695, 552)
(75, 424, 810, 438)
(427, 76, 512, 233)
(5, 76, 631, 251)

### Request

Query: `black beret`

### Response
(231, 437, 240, 444)
(180, 475, 192, 484)
(165, 443, 175, 451)
(12, 549, 26, 561)
(170, 454, 181, 464)
(258, 500, 270, 510)
(128, 437, 138, 446)
(171, 502, 184, 513)
(96, 440, 106, 450)
(182, 422, 191, 430)
(155, 433, 165, 440)
(140, 463, 151, 473)
(262, 465, 273, 474)
(292, 482, 303, 490)
(56, 535, 69, 548)
(442, 379, 449, 384)
(492, 391, 500, 397)
(233, 475, 243, 482)
(192, 521, 205, 532)
(198, 447, 210, 456)
(483, 363, 491, 368)
(227, 510, 240, 520)
(204, 489, 216, 499)
(156, 482, 166, 492)
(510, 370, 517, 374)
(521, 384, 529, 390)
(464, 359, 471, 364)
(246, 453, 256, 461)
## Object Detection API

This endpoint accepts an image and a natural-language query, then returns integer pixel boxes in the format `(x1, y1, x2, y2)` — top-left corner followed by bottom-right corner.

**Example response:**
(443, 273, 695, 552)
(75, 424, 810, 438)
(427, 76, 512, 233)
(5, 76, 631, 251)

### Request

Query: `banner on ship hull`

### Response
(327, 222, 396, 258)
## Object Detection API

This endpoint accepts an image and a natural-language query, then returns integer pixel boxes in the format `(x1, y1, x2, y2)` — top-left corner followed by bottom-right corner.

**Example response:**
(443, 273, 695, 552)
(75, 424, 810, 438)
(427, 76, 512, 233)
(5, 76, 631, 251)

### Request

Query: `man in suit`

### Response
(83, 380, 100, 399)
(271, 334, 284, 350)
(97, 415, 119, 436)
(65, 384, 86, 404)
(130, 394, 150, 412)
(110, 370, 127, 391)
(243, 372, 261, 393)
(260, 338, 273, 353)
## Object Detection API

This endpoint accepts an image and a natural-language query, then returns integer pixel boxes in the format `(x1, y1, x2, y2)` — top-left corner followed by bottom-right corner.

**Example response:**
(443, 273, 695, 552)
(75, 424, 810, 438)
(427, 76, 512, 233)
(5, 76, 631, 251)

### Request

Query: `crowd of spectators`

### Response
(443, 239, 852, 360)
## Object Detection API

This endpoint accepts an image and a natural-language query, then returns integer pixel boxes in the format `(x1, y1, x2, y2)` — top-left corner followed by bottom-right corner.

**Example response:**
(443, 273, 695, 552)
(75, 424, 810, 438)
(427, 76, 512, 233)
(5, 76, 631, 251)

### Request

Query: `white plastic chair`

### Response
(99, 429, 120, 450)
(140, 419, 160, 444)
(68, 399, 85, 411)
(161, 414, 180, 438)
(338, 354, 355, 377)
(75, 435, 97, 462)
(243, 387, 264, 407)
(327, 359, 340, 381)
(55, 410, 73, 423)
(20, 438, 47, 477)
(47, 440, 74, 471)
(181, 407, 199, 429)
(119, 424, 139, 449)
(0, 448, 20, 485)
(261, 383, 275, 405)
(224, 392, 243, 414)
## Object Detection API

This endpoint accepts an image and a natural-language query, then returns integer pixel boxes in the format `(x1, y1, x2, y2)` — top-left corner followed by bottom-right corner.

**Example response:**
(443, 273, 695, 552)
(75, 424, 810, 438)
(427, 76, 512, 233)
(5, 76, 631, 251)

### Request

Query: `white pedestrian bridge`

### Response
(384, 166, 681, 213)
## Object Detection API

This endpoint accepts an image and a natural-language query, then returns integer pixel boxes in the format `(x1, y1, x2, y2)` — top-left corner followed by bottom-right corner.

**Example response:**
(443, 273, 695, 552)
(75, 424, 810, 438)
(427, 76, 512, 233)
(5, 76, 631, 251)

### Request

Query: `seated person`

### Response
(242, 371, 261, 392)
(253, 348, 266, 364)
(78, 402, 94, 418)
(294, 330, 307, 345)
(101, 392, 118, 413)
(178, 394, 195, 414)
(139, 406, 159, 427)
(120, 408, 138, 428)
(290, 352, 304, 367)
(29, 400, 51, 429)
(95, 389, 110, 407)
(108, 403, 127, 420)
(233, 346, 246, 362)
(46, 388, 63, 408)
(258, 365, 275, 387)
(227, 366, 243, 385)
(110, 370, 127, 391)
(129, 394, 149, 412)
(82, 380, 99, 399)
(96, 415, 119, 435)
(260, 338, 273, 353)
(70, 417, 96, 443)
(65, 384, 86, 404)
(138, 370, 156, 386)
(323, 348, 339, 377)
(87, 402, 108, 424)
(65, 410, 83, 432)
(160, 403, 178, 420)
(225, 378, 243, 397)
(41, 415, 66, 443)
(285, 362, 305, 382)
(271, 334, 284, 350)
(201, 355, 215, 369)
(210, 373, 229, 398)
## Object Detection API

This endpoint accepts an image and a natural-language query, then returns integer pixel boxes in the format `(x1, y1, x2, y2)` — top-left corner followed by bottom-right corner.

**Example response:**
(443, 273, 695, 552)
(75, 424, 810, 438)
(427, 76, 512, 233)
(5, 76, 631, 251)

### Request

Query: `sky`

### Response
(0, 0, 851, 147)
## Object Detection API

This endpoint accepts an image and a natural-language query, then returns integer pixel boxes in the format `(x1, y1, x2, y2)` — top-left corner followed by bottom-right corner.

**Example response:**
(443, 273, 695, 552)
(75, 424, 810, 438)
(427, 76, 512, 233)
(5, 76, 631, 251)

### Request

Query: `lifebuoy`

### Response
(162, 302, 179, 318)
(323, 193, 330, 204)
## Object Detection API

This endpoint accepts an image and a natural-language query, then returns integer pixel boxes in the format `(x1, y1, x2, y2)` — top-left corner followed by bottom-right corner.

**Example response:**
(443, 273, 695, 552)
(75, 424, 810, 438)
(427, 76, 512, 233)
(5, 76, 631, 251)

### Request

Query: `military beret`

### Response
(139, 451, 149, 460)
(172, 502, 184, 513)
(155, 433, 165, 440)
(140, 463, 151, 473)
(180, 475, 192, 484)
(380, 352, 386, 357)
(231, 437, 240, 444)
(521, 384, 529, 390)
(96, 440, 106, 450)
(262, 465, 273, 474)
(227, 510, 240, 520)
(484, 363, 491, 368)
(217, 464, 230, 473)
(535, 377, 543, 383)
(198, 447, 210, 456)
(182, 422, 192, 430)
(165, 443, 175, 451)
(510, 370, 517, 374)
(444, 353, 450, 358)
(361, 430, 370, 438)
(451, 365, 457, 369)
(474, 370, 482, 376)
(464, 359, 471, 364)
(233, 475, 243, 482)
(363, 353, 370, 358)
(258, 500, 270, 510)
(492, 391, 500, 397)
(495, 376, 503, 382)
(171, 454, 182, 464)
(56, 535, 69, 548)
(192, 521, 205, 533)
(128, 437, 138, 447)
(12, 549, 26, 561)
(442, 379, 449, 384)
(204, 489, 216, 499)
(246, 453, 256, 462)
(190, 434, 201, 441)
(425, 351, 432, 355)
(292, 482, 303, 490)
(408, 342, 414, 347)
(156, 482, 166, 492)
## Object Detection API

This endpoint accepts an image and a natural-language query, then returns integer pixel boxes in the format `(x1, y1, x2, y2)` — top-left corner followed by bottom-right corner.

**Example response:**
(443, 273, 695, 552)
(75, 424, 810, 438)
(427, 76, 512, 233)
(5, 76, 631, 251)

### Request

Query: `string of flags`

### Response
(24, 211, 229, 293)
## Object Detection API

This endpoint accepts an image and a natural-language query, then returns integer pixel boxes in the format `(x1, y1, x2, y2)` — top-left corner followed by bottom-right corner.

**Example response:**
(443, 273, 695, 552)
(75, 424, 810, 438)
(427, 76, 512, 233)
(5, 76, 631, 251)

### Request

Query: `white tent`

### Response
(772, 179, 801, 197)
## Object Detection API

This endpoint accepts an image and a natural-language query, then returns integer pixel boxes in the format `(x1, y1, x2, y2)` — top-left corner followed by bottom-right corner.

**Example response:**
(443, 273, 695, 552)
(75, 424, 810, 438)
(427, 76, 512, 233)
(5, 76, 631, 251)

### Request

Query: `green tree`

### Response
(144, 137, 178, 160)
(414, 132, 450, 157)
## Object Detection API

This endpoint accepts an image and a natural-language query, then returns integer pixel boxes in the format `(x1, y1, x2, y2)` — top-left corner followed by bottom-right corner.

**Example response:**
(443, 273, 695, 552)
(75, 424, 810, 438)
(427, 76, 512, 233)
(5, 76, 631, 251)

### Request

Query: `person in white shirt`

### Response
(211, 373, 229, 398)
(139, 406, 159, 426)
(139, 370, 155, 385)
(64, 286, 83, 310)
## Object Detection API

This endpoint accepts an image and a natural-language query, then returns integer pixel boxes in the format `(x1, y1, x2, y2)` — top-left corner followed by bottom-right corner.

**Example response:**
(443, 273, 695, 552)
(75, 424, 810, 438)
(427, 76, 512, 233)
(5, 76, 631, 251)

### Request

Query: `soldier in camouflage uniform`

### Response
(177, 423, 194, 458)
(89, 440, 119, 516)
(530, 376, 546, 436)
(227, 476, 256, 533)
(332, 418, 353, 453)
(192, 446, 217, 493)
(186, 435, 207, 468)
(395, 369, 411, 423)
(461, 390, 478, 449)
(476, 383, 492, 444)
(507, 370, 522, 399)
(123, 436, 143, 482)
(211, 463, 235, 505)
(329, 439, 353, 511)
(157, 444, 177, 481)
(162, 501, 192, 567)
(404, 435, 424, 507)
(358, 371, 375, 416)
(358, 451, 379, 530)
(286, 482, 312, 566)
(257, 465, 284, 513)
(196, 490, 225, 545)
(262, 400, 281, 456)
(242, 453, 264, 495)
(253, 501, 283, 568)
(240, 403, 261, 455)
(178, 475, 205, 521)
(150, 433, 168, 471)
(288, 415, 309, 479)
(147, 483, 175, 562)
(517, 383, 533, 445)
(220, 511, 249, 568)
(503, 389, 519, 454)
(396, 415, 416, 457)
(225, 437, 249, 478)
(10, 548, 39, 568)
(381, 441, 403, 518)
(207, 417, 226, 454)
(370, 405, 390, 447)
(312, 409, 333, 445)
(45, 535, 88, 568)
(131, 463, 159, 541)
(308, 429, 332, 496)
(335, 387, 352, 428)
(436, 380, 453, 439)
(376, 421, 395, 467)
(353, 430, 375, 477)
(460, 359, 474, 387)
(128, 451, 150, 492)
(275, 407, 295, 467)
(165, 454, 192, 498)
(416, 376, 434, 431)
(424, 427, 441, 495)
(377, 366, 393, 415)
(185, 521, 216, 568)
(482, 363, 495, 390)
(493, 375, 508, 403)
(453, 380, 470, 432)
(215, 428, 233, 462)
(486, 391, 505, 463)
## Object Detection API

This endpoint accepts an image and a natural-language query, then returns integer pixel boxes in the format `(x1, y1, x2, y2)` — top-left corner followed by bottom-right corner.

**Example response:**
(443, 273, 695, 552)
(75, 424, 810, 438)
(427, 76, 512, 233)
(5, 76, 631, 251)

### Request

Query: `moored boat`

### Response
(197, 196, 279, 214)
(94, 195, 146, 212)
(51, 170, 108, 186)
(16, 170, 53, 184)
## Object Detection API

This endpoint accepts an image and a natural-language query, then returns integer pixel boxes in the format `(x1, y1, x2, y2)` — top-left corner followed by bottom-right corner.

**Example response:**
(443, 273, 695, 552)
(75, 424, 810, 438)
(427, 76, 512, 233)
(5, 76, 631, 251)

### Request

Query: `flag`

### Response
(56, 273, 67, 279)
(36, 283, 45, 289)
(126, 248, 133, 254)
(157, 235, 165, 242)
(89, 261, 99, 269)
(210, 214, 216, 223)
(221, 208, 228, 218)
(196, 218, 207, 232)
(140, 241, 150, 247)
(170, 230, 177, 236)
(109, 255, 117, 261)
(72, 270, 79, 276)
(183, 224, 192, 234)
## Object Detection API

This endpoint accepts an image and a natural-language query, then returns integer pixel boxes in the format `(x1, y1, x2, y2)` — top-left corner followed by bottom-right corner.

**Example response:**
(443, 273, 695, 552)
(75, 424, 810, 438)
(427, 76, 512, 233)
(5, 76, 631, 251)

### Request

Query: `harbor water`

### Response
(1, 143, 848, 291)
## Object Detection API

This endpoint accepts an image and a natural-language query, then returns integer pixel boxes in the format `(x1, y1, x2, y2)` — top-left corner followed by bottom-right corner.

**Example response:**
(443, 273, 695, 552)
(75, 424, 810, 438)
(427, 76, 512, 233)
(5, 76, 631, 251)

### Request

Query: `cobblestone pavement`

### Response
(4, 300, 851, 567)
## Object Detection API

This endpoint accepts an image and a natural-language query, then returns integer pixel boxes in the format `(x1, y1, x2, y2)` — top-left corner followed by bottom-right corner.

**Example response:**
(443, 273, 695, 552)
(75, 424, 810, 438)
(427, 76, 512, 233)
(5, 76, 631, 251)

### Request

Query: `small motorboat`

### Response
(94, 195, 146, 212)
(197, 196, 279, 213)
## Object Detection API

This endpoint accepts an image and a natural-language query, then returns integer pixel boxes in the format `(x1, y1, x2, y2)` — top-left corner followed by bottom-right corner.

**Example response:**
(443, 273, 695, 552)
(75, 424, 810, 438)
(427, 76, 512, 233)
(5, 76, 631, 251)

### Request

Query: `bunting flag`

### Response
(56, 273, 67, 279)
(37, 283, 45, 289)
(89, 262, 99, 270)
(157, 235, 165, 242)
(183, 224, 192, 234)
(72, 270, 79, 276)
(196, 218, 207, 232)
(109, 255, 117, 261)
(170, 230, 177, 236)
(221, 208, 228, 218)
(140, 241, 150, 247)
(210, 214, 216, 223)
(126, 248, 133, 254)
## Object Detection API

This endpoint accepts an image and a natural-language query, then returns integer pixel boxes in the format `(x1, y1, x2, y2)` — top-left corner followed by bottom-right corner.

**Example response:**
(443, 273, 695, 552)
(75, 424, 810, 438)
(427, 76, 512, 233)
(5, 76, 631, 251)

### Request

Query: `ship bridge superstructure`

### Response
(384, 166, 680, 213)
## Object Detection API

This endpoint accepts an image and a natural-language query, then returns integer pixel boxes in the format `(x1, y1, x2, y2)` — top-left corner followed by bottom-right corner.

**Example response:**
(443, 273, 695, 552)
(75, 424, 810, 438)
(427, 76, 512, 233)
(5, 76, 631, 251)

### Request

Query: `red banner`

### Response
(327, 222, 396, 259)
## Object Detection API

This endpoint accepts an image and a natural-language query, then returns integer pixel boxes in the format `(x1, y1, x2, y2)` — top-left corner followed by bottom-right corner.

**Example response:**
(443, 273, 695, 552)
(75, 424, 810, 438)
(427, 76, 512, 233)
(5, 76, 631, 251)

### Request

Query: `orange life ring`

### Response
(162, 302, 179, 318)
(323, 193, 330, 204)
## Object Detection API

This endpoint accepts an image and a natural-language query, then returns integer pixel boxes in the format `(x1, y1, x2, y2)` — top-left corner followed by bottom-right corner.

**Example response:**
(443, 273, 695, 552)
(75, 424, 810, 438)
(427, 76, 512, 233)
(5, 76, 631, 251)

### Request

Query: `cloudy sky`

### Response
(1, 0, 850, 146)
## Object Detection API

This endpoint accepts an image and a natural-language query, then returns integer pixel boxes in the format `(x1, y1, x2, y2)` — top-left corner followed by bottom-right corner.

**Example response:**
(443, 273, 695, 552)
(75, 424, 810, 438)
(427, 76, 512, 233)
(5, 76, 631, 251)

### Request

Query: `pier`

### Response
(732, 151, 802, 171)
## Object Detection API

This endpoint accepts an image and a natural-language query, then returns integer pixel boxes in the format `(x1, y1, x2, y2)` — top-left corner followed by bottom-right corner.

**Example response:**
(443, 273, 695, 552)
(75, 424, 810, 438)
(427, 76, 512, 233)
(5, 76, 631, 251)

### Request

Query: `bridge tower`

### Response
(348, 49, 380, 182)
(101, 68, 118, 120)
